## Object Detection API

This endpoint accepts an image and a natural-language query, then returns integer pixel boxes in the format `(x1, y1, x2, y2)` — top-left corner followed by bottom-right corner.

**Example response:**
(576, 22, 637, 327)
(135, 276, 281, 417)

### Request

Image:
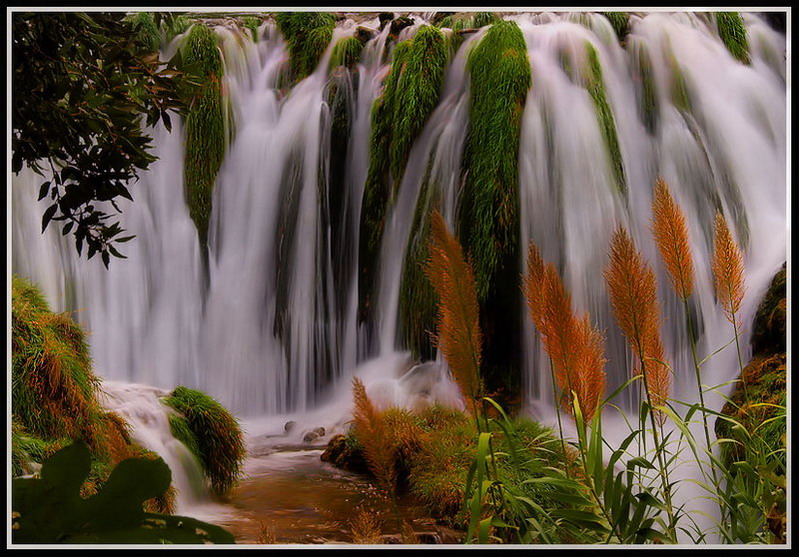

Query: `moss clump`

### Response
(167, 413, 201, 462)
(750, 263, 786, 355)
(631, 41, 659, 134)
(359, 26, 447, 323)
(180, 23, 226, 251)
(275, 12, 336, 81)
(12, 275, 103, 446)
(164, 14, 192, 42)
(241, 16, 261, 42)
(398, 168, 439, 361)
(459, 20, 531, 302)
(716, 12, 750, 64)
(602, 12, 630, 43)
(583, 42, 626, 196)
(130, 12, 161, 53)
(11, 276, 176, 511)
(329, 36, 364, 70)
(162, 386, 246, 496)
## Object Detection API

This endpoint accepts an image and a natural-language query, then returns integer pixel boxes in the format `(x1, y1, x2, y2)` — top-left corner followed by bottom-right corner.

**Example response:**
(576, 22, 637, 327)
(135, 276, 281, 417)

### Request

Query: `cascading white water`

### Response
(11, 12, 787, 537)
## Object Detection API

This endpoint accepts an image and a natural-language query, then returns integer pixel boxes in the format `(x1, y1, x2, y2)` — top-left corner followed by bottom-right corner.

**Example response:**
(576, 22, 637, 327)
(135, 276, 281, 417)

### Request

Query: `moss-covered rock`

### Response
(162, 386, 246, 497)
(275, 12, 336, 81)
(11, 276, 177, 512)
(583, 42, 626, 196)
(716, 12, 750, 64)
(602, 12, 630, 43)
(750, 263, 786, 355)
(180, 23, 227, 252)
(358, 25, 448, 326)
(631, 40, 659, 134)
(130, 12, 161, 53)
(241, 16, 261, 42)
(320, 432, 371, 475)
(329, 36, 364, 70)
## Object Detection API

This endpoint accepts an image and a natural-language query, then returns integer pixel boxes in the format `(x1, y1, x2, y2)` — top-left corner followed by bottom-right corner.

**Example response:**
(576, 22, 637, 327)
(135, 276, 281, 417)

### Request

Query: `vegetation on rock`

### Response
(716, 12, 750, 64)
(329, 36, 364, 70)
(275, 12, 336, 81)
(162, 386, 246, 496)
(180, 23, 227, 252)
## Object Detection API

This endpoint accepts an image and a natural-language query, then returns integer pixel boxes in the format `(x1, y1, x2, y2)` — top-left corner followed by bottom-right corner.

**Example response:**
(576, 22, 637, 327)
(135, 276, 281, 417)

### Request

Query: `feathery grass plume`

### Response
(522, 241, 547, 330)
(712, 212, 746, 327)
(651, 178, 694, 300)
(538, 262, 606, 422)
(424, 210, 483, 411)
(604, 226, 670, 408)
(350, 508, 384, 544)
(351, 377, 397, 493)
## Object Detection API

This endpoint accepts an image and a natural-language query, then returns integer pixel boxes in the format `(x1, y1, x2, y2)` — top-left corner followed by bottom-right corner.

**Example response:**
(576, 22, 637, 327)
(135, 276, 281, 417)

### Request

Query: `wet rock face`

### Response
(750, 262, 786, 356)
(302, 426, 327, 443)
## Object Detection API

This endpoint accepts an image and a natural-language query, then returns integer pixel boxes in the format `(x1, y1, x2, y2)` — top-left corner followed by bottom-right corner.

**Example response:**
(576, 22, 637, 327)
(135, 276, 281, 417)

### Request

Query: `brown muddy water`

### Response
(213, 448, 463, 545)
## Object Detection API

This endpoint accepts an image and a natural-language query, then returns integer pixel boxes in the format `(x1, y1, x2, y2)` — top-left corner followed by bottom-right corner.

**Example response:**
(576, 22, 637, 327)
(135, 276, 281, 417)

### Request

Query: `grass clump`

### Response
(459, 20, 531, 302)
(716, 12, 750, 64)
(180, 23, 227, 252)
(241, 16, 261, 42)
(162, 386, 246, 496)
(275, 12, 336, 81)
(602, 12, 630, 43)
(358, 26, 447, 322)
(130, 12, 161, 53)
(329, 36, 364, 70)
(582, 42, 626, 196)
(163, 14, 192, 42)
(11, 275, 176, 511)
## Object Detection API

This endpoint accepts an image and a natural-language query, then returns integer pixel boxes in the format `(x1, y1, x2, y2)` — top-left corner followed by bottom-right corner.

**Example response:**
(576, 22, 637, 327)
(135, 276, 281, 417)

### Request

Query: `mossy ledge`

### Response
(458, 20, 531, 302)
(11, 275, 175, 512)
(180, 23, 227, 252)
(162, 386, 246, 497)
(329, 36, 364, 71)
(583, 41, 626, 196)
(602, 12, 630, 43)
(358, 25, 448, 325)
(275, 12, 336, 82)
(716, 12, 750, 64)
(129, 12, 161, 54)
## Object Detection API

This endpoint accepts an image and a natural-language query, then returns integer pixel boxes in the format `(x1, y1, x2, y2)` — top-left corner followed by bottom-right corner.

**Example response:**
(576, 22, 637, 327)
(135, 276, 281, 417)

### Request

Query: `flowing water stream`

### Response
(11, 11, 787, 544)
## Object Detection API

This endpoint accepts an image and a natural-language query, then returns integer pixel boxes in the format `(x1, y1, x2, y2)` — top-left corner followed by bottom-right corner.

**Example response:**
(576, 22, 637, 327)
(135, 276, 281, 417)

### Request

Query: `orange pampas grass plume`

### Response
(523, 242, 606, 422)
(351, 377, 397, 493)
(604, 226, 670, 410)
(424, 210, 482, 410)
(651, 178, 694, 300)
(711, 212, 745, 327)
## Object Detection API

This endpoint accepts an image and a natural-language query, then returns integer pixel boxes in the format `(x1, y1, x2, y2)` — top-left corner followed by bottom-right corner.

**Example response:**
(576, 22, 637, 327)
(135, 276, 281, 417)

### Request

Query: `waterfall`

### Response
(11, 12, 786, 431)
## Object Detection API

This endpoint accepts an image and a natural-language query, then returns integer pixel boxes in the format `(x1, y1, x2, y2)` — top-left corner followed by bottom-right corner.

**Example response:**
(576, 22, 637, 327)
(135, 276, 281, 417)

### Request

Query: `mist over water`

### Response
(11, 12, 787, 535)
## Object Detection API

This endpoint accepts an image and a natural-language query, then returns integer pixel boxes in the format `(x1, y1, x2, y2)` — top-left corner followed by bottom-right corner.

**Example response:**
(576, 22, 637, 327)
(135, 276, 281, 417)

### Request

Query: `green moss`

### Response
(716, 12, 750, 64)
(162, 386, 246, 496)
(180, 23, 226, 251)
(459, 20, 531, 302)
(241, 16, 261, 42)
(11, 275, 102, 446)
(164, 14, 192, 42)
(168, 413, 202, 462)
(602, 12, 630, 43)
(329, 36, 363, 70)
(632, 41, 659, 134)
(583, 42, 626, 197)
(359, 27, 447, 323)
(130, 12, 161, 53)
(399, 168, 439, 360)
(275, 12, 336, 81)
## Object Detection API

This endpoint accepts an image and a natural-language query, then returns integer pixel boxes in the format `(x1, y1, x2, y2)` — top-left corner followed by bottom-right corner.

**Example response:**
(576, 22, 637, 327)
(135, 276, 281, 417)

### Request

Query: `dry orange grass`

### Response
(712, 212, 746, 327)
(349, 508, 384, 544)
(523, 241, 606, 422)
(604, 227, 670, 411)
(651, 178, 694, 300)
(352, 377, 398, 493)
(425, 210, 483, 410)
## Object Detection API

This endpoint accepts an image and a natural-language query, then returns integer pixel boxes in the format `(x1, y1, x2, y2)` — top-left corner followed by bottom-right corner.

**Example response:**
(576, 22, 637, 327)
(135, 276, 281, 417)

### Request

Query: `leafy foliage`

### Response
(12, 441, 236, 544)
(12, 12, 186, 267)
(162, 386, 246, 496)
